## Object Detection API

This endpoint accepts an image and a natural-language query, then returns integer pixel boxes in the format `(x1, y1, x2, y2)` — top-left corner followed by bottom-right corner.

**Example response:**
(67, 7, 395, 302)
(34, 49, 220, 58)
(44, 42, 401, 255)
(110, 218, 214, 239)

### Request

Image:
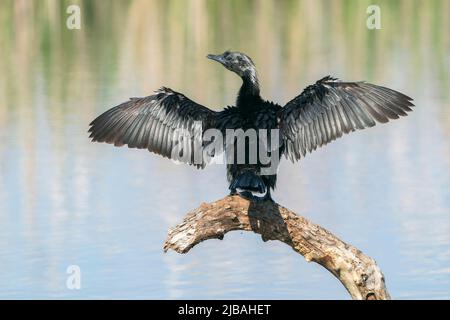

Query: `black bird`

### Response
(89, 51, 414, 201)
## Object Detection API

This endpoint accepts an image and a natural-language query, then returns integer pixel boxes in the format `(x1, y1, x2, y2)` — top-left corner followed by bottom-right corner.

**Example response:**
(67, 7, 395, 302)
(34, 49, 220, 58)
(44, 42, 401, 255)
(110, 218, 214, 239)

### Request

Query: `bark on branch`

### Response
(163, 195, 390, 300)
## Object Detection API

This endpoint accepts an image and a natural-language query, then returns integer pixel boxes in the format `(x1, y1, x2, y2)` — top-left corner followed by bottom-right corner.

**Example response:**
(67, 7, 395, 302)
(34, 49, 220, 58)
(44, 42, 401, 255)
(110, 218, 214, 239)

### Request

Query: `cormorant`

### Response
(89, 51, 414, 201)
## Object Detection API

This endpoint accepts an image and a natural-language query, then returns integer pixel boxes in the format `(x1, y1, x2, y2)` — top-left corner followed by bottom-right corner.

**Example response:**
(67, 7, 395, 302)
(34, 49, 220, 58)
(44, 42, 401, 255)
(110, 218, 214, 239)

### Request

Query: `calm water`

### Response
(0, 0, 449, 299)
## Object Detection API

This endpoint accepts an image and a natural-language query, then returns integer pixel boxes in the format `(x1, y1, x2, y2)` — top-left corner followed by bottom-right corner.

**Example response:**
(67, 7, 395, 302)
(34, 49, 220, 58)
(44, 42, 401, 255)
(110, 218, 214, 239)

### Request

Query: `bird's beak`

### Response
(207, 53, 225, 64)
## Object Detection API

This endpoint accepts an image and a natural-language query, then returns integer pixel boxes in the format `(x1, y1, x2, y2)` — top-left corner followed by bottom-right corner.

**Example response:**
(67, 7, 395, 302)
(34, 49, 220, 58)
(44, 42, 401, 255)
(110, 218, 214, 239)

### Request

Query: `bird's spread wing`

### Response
(279, 76, 414, 162)
(88, 87, 217, 168)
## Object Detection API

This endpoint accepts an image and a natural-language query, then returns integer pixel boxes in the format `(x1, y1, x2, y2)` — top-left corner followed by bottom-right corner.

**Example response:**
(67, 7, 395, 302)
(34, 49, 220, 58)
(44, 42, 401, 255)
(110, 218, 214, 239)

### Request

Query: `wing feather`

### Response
(279, 76, 414, 162)
(89, 87, 217, 168)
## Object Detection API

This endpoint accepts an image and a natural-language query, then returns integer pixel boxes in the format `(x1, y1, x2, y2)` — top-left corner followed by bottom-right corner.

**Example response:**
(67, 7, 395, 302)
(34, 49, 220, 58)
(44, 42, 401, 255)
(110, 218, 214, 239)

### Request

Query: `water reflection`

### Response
(0, 0, 449, 299)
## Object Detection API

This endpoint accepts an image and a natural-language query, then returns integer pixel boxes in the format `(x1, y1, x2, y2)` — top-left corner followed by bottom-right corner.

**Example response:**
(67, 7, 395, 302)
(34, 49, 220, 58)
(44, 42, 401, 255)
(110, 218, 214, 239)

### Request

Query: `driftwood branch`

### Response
(163, 195, 390, 300)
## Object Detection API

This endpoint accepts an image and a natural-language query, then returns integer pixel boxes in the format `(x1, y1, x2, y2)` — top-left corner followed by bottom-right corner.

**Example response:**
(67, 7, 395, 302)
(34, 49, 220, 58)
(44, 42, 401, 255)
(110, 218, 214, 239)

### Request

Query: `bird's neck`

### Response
(237, 70, 261, 107)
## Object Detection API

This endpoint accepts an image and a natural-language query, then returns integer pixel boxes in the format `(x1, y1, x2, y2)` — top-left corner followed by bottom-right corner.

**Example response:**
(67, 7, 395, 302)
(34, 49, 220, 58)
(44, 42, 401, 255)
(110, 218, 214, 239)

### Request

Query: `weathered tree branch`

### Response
(163, 195, 390, 300)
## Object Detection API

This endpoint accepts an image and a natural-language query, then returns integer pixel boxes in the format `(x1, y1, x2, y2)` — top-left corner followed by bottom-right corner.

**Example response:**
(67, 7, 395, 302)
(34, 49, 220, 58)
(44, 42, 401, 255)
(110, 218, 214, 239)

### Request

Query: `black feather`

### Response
(279, 77, 414, 161)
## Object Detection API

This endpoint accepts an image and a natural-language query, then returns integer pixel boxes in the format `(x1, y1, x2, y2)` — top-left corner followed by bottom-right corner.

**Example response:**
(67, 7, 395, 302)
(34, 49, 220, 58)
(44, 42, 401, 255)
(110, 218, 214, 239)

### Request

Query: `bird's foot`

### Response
(230, 189, 272, 202)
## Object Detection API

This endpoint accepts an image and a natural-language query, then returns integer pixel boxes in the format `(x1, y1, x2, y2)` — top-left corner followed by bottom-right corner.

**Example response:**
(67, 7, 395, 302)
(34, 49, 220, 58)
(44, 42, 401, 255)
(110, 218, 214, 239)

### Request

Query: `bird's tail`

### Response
(229, 171, 269, 201)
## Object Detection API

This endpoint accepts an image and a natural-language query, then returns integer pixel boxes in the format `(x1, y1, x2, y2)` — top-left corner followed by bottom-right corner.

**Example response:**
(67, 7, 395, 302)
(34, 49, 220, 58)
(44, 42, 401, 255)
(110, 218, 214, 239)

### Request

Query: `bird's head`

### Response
(207, 51, 257, 80)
